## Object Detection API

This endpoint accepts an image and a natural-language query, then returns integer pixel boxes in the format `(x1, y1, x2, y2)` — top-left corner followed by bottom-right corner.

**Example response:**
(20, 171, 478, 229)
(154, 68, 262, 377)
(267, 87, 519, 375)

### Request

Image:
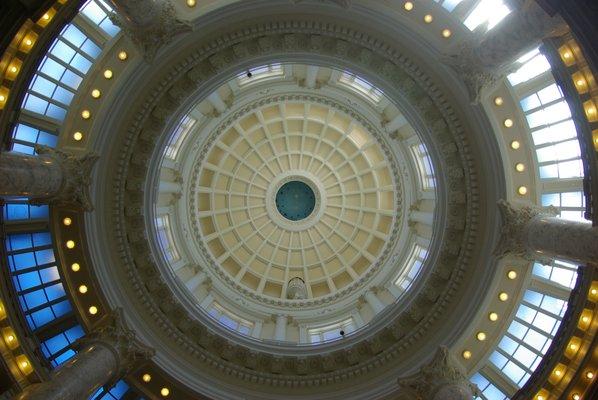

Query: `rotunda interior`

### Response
(0, 1, 597, 400)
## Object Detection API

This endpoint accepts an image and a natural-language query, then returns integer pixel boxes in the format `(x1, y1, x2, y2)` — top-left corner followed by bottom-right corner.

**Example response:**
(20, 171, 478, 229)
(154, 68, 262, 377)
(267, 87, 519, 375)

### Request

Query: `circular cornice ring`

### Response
(104, 18, 477, 391)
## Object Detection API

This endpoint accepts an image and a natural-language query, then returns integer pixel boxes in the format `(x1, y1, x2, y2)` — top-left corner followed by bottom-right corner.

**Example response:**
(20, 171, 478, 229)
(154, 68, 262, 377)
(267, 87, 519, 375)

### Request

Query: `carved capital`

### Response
(398, 346, 480, 399)
(78, 308, 155, 377)
(33, 145, 99, 211)
(109, 0, 191, 61)
(495, 199, 557, 260)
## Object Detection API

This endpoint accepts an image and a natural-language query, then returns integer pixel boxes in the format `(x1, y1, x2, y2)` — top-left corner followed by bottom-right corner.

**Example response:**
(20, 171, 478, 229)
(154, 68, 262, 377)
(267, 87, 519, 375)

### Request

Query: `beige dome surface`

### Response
(192, 100, 397, 299)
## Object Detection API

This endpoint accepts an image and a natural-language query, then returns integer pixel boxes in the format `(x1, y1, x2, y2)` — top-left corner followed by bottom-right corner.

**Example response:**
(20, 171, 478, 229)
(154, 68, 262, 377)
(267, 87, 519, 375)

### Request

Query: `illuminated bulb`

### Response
(499, 292, 509, 301)
(511, 140, 520, 149)
(186, 0, 196, 6)
(554, 369, 562, 376)
(0, 95, 5, 102)
(507, 270, 517, 280)
(494, 97, 504, 106)
(424, 14, 433, 23)
(563, 52, 571, 59)
(78, 285, 88, 294)
(591, 288, 597, 295)
(569, 343, 578, 351)
(537, 396, 544, 400)
(42, 13, 49, 20)
(588, 107, 596, 115)
(71, 263, 80, 272)
(10, 66, 18, 73)
(576, 79, 585, 86)
(462, 350, 472, 359)
(20, 361, 29, 368)
(63, 217, 72, 226)
(88, 306, 98, 315)
(504, 118, 514, 128)
(161, 388, 170, 397)
(118, 51, 128, 60)
(518, 186, 528, 195)
(582, 316, 590, 323)
(572, 394, 580, 400)
(142, 373, 152, 382)
(73, 131, 83, 141)
(66, 240, 75, 249)
(442, 29, 451, 38)
(103, 69, 113, 79)
(7, 335, 14, 342)
(91, 89, 101, 98)
(404, 2, 414, 11)
(516, 163, 525, 172)
(586, 371, 594, 379)
(81, 110, 91, 119)
(489, 312, 498, 322)
(476, 332, 486, 341)
(25, 39, 32, 46)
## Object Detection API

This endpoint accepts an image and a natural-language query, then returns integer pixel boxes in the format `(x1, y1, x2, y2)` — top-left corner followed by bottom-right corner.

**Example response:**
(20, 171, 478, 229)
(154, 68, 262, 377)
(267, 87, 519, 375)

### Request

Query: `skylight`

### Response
(464, 0, 511, 31)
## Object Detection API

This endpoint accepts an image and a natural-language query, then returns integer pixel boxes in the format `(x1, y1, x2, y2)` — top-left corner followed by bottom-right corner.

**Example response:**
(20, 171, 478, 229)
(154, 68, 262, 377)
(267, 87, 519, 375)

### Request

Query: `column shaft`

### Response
(526, 215, 598, 265)
(16, 343, 117, 400)
(0, 147, 97, 210)
(496, 200, 598, 265)
(0, 152, 62, 198)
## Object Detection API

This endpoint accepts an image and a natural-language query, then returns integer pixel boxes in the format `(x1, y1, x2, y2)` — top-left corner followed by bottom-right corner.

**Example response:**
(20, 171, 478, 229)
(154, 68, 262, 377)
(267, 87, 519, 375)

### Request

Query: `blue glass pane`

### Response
(52, 349, 76, 367)
(11, 143, 35, 154)
(62, 25, 87, 47)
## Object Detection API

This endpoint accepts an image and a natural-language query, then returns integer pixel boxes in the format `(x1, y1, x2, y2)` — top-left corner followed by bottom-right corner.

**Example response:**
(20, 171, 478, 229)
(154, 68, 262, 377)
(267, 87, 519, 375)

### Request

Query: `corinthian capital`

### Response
(34, 145, 99, 211)
(79, 308, 155, 376)
(495, 199, 557, 261)
(109, 0, 191, 61)
(398, 346, 480, 400)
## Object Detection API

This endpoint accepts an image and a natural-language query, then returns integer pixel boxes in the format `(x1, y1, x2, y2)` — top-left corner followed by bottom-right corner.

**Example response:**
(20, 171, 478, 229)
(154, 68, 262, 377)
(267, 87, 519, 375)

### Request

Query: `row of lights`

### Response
(63, 217, 98, 316)
(402, 2, 452, 38)
(0, 6, 58, 109)
(559, 44, 598, 151)
(141, 372, 171, 397)
(533, 284, 598, 399)
(461, 269, 518, 360)
(0, 302, 34, 377)
(493, 96, 529, 196)
(72, 51, 128, 142)
(66, 217, 170, 398)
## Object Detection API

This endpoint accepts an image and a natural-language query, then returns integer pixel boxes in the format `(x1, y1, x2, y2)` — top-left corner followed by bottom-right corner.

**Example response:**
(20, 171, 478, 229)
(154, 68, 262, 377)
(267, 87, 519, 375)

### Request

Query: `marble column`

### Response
(108, 0, 191, 61)
(398, 346, 480, 400)
(15, 309, 154, 400)
(495, 200, 598, 265)
(274, 315, 287, 341)
(443, 0, 567, 102)
(0, 146, 98, 211)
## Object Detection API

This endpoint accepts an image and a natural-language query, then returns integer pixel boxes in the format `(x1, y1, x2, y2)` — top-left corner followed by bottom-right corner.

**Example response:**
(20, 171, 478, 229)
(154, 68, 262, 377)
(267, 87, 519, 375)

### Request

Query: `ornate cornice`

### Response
(101, 18, 480, 391)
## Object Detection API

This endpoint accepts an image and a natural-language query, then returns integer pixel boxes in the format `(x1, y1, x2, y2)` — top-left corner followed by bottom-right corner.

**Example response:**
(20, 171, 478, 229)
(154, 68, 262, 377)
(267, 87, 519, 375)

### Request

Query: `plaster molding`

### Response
(99, 18, 479, 391)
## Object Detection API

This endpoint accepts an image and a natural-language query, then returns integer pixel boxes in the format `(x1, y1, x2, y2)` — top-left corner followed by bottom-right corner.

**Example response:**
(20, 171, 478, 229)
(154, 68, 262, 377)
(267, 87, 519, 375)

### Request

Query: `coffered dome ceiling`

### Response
(85, 2, 502, 398)
(190, 100, 397, 299)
